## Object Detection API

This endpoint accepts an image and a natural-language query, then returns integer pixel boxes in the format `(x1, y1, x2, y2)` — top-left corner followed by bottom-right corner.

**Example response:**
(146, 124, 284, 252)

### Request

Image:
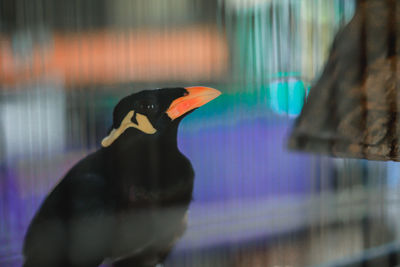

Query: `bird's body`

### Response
(22, 87, 220, 267)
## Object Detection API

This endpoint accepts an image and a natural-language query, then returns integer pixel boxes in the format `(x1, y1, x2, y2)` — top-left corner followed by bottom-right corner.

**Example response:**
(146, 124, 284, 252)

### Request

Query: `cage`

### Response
(1, 0, 399, 267)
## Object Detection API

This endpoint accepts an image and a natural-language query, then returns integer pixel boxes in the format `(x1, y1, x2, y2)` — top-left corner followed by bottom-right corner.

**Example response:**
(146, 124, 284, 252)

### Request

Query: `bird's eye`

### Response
(138, 102, 157, 112)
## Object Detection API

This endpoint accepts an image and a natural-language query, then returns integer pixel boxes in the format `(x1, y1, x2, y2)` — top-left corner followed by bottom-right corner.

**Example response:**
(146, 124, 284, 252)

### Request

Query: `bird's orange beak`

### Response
(166, 86, 221, 120)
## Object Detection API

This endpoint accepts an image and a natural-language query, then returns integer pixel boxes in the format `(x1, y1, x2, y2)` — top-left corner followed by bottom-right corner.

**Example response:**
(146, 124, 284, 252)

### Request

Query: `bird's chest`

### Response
(113, 161, 194, 207)
(111, 204, 188, 261)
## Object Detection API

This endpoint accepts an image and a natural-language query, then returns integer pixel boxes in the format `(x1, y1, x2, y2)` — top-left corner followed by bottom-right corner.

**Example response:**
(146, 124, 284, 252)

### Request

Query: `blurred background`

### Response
(1, 0, 399, 266)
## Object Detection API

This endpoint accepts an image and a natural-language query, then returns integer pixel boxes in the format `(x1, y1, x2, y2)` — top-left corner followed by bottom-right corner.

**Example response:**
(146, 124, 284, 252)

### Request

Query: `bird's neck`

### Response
(105, 125, 184, 178)
(104, 126, 193, 204)
(137, 126, 180, 153)
(110, 124, 179, 152)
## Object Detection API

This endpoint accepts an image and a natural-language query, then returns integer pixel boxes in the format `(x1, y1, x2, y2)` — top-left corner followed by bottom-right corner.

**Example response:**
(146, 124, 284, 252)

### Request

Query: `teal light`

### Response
(268, 77, 308, 117)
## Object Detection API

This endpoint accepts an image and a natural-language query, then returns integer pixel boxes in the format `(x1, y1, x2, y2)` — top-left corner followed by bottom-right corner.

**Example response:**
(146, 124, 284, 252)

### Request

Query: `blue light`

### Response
(268, 77, 308, 117)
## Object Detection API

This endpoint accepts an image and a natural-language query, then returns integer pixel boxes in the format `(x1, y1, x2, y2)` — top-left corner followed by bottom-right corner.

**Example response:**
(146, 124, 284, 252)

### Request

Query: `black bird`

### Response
(22, 86, 221, 267)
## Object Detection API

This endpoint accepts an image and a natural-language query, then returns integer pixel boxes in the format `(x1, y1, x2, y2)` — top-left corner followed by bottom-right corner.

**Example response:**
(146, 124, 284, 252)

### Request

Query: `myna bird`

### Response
(22, 86, 221, 267)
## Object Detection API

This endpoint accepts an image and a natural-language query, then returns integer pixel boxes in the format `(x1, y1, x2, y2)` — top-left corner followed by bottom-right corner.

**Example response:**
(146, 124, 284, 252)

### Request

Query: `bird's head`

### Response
(101, 86, 221, 147)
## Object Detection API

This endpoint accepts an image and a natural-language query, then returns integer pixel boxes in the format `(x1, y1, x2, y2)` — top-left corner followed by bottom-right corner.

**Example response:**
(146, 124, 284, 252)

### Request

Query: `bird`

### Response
(22, 86, 221, 267)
